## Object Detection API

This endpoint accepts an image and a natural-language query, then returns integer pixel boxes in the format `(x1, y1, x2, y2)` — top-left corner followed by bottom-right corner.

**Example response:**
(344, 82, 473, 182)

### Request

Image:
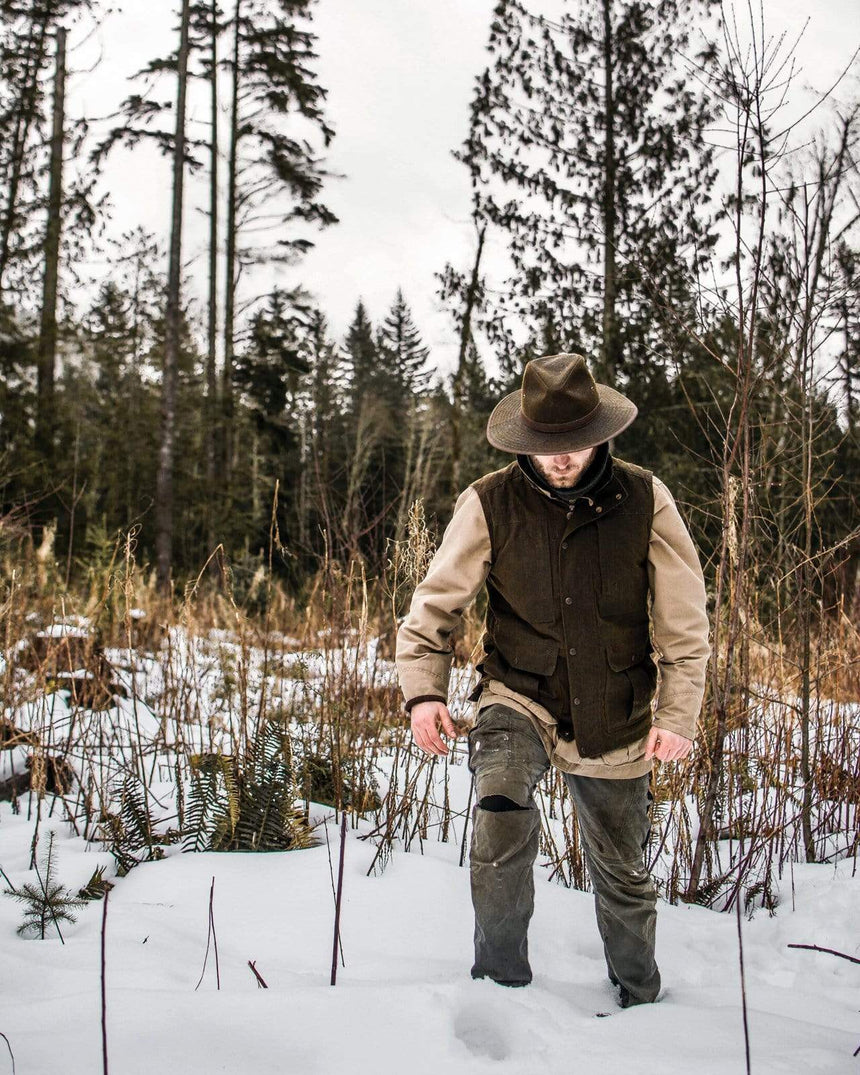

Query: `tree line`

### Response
(0, 0, 857, 638)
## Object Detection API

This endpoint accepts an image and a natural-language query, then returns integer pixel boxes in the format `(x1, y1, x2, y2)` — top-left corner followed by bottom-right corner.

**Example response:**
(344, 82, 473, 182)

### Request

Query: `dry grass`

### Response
(1, 515, 858, 914)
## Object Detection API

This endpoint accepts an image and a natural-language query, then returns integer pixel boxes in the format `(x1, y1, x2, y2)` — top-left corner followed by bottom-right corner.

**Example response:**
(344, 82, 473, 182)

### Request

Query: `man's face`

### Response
(531, 445, 598, 488)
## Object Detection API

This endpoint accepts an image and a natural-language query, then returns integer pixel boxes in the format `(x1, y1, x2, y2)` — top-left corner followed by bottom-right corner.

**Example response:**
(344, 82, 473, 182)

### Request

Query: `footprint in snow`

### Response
(454, 1005, 510, 1061)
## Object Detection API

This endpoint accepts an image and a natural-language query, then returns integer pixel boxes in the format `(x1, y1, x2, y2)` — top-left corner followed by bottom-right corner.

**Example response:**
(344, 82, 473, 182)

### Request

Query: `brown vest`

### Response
(467, 455, 657, 758)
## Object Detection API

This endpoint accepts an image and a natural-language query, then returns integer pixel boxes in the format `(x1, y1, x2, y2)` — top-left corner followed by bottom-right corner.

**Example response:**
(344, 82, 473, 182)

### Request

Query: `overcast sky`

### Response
(71, 0, 859, 382)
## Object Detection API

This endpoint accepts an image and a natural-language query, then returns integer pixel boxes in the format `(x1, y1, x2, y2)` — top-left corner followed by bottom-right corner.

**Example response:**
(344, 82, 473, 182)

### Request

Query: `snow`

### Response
(37, 621, 91, 639)
(1, 795, 858, 1074)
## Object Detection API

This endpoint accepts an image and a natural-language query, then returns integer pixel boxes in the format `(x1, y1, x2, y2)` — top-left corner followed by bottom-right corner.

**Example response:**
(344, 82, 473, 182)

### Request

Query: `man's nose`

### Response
(553, 455, 572, 466)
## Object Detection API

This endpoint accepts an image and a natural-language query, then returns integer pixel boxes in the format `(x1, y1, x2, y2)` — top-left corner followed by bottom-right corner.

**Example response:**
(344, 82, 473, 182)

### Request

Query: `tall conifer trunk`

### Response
(206, 0, 220, 553)
(222, 0, 241, 489)
(156, 0, 192, 591)
(35, 27, 66, 460)
(600, 0, 618, 389)
(450, 223, 485, 498)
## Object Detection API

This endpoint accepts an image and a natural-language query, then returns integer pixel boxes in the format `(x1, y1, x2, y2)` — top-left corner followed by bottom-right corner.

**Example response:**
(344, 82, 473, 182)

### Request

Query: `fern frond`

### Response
(78, 866, 115, 902)
(183, 723, 317, 853)
(184, 753, 237, 853)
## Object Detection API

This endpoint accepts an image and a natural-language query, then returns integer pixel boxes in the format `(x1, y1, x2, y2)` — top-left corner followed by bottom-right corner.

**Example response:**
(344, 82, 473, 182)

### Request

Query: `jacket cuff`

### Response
(397, 664, 450, 710)
(404, 694, 447, 714)
(651, 701, 699, 741)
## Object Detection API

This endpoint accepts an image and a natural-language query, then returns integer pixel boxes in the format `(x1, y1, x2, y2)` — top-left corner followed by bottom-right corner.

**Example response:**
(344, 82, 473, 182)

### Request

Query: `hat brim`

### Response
(486, 383, 638, 454)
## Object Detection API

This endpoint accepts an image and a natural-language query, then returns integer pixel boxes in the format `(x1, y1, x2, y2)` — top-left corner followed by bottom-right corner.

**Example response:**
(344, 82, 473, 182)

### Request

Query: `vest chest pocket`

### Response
(596, 512, 650, 623)
(492, 513, 557, 624)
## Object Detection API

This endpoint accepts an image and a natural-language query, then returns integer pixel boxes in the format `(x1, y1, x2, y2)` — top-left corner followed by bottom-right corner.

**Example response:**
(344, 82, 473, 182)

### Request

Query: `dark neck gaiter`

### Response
(516, 441, 612, 504)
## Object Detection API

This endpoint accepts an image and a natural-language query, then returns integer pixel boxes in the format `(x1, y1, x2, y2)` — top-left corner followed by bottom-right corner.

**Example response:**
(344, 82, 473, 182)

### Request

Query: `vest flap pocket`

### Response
(504, 635, 559, 677)
(604, 631, 651, 671)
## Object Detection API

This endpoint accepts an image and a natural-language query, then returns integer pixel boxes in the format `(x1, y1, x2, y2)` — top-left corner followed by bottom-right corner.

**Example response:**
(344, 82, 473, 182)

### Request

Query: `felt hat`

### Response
(486, 352, 637, 454)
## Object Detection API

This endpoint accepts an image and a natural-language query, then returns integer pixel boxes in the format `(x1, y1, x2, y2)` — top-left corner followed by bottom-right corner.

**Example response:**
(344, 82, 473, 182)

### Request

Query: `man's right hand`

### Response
(411, 700, 459, 756)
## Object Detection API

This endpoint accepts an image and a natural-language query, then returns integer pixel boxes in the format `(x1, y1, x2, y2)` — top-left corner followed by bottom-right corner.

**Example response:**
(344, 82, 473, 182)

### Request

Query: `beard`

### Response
(531, 448, 597, 489)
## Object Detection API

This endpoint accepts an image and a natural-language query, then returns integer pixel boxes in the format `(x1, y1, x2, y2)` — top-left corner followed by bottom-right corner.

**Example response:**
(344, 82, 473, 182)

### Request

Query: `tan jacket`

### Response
(395, 464, 711, 779)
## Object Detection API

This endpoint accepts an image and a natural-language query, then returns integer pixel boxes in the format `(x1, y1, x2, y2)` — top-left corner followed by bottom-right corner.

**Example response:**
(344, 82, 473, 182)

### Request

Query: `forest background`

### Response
(1, 0, 857, 603)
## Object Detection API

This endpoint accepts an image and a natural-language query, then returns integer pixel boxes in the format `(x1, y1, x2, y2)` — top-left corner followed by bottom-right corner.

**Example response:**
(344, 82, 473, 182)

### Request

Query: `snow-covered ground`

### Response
(1, 795, 857, 1075)
(2, 622, 858, 1073)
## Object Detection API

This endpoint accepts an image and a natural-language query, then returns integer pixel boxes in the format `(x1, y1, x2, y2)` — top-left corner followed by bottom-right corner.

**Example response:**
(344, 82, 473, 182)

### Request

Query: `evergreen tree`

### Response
(231, 285, 312, 563)
(450, 338, 498, 488)
(0, 0, 96, 296)
(377, 288, 432, 406)
(221, 0, 338, 486)
(234, 286, 311, 423)
(339, 295, 441, 562)
(0, 2, 103, 553)
(342, 299, 378, 413)
(75, 234, 167, 542)
(4, 832, 85, 940)
(82, 280, 156, 530)
(295, 307, 349, 560)
(58, 230, 204, 575)
(456, 0, 721, 397)
(338, 300, 383, 561)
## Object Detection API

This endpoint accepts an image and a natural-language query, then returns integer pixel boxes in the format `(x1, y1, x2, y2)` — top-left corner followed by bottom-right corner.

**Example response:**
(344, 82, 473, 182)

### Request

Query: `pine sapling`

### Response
(3, 831, 85, 940)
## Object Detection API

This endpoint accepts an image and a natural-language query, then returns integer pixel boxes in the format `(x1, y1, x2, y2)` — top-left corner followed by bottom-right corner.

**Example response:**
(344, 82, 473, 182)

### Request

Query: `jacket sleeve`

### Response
(395, 486, 492, 712)
(647, 476, 711, 741)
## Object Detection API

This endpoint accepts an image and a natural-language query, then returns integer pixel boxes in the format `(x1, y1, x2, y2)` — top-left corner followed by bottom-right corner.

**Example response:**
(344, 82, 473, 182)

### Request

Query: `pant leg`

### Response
(467, 704, 550, 985)
(563, 770, 660, 1003)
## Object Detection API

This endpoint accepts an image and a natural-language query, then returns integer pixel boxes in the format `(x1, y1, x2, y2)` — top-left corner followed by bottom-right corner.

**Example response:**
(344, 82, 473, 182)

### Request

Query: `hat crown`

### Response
(484, 349, 637, 454)
(521, 353, 601, 433)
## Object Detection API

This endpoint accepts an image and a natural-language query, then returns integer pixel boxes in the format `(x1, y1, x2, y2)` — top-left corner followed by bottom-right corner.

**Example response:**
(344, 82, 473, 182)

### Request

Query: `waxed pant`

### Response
(466, 703, 660, 1003)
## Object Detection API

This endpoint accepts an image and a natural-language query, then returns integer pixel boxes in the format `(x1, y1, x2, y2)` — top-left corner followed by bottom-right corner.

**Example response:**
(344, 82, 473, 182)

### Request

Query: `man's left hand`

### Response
(644, 726, 693, 762)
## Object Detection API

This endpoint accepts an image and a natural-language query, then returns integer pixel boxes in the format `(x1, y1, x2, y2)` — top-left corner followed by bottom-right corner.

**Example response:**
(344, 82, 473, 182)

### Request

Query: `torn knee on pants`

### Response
(478, 794, 528, 812)
(475, 771, 531, 810)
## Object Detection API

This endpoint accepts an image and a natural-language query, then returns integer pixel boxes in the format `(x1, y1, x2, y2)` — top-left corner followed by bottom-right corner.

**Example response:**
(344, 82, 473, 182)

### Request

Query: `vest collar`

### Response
(516, 441, 614, 507)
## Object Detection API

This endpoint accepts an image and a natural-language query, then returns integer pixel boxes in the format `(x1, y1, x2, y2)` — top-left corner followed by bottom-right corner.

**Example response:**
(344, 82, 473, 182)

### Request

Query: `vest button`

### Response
(595, 506, 603, 513)
(573, 697, 580, 705)
(569, 647, 577, 656)
(566, 511, 573, 519)
(561, 541, 568, 550)
(615, 493, 622, 500)
(564, 597, 572, 605)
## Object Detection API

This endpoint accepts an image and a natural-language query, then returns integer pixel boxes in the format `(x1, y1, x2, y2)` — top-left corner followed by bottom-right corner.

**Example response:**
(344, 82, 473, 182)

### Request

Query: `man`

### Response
(395, 353, 710, 1008)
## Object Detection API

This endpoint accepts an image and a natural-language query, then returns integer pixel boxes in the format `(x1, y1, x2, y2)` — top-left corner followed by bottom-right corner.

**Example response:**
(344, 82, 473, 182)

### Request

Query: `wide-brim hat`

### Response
(486, 352, 638, 454)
